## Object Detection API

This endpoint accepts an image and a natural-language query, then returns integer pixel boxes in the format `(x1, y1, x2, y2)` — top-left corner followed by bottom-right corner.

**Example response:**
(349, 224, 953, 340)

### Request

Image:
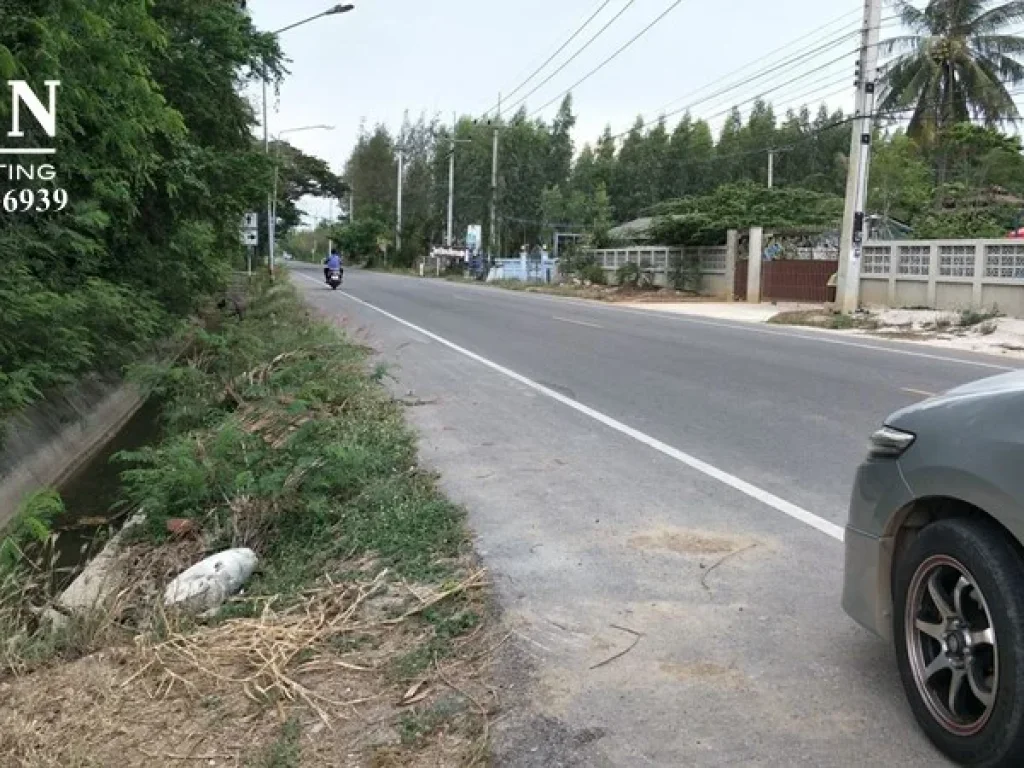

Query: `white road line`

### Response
(901, 387, 936, 397)
(552, 316, 603, 329)
(298, 274, 846, 543)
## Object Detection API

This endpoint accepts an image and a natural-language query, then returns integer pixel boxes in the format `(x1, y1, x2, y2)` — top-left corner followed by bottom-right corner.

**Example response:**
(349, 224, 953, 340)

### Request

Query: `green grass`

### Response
(398, 696, 467, 745)
(114, 278, 468, 595)
(768, 309, 858, 329)
(250, 718, 302, 768)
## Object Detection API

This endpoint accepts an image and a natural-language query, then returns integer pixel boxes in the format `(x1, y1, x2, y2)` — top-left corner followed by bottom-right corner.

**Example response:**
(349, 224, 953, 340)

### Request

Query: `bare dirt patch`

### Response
(659, 661, 743, 684)
(628, 528, 755, 555)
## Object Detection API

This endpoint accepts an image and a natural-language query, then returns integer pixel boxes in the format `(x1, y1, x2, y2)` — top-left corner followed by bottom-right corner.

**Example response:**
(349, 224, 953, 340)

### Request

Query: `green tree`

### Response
(345, 124, 398, 224)
(0, 0, 281, 418)
(547, 95, 576, 189)
(869, 133, 934, 221)
(879, 0, 1024, 143)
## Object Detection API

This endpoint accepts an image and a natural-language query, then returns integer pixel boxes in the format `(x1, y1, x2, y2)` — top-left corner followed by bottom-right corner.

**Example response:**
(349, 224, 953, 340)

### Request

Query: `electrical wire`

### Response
(608, 19, 907, 143)
(650, 8, 864, 119)
(528, 0, 691, 118)
(498, 0, 639, 119)
(480, 0, 619, 119)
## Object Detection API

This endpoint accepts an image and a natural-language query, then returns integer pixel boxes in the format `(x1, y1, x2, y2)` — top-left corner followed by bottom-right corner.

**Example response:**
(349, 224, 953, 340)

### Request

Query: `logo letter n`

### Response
(7, 80, 60, 138)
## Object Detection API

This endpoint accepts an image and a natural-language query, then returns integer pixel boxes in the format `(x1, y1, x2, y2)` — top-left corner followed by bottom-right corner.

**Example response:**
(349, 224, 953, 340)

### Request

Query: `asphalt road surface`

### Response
(293, 265, 1020, 767)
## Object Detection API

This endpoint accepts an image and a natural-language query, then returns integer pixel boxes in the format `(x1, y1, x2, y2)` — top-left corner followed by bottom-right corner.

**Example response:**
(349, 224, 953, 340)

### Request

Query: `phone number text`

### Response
(3, 188, 69, 213)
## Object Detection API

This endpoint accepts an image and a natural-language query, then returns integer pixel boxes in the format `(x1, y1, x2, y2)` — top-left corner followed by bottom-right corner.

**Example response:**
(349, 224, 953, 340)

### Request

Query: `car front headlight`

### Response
(868, 425, 916, 459)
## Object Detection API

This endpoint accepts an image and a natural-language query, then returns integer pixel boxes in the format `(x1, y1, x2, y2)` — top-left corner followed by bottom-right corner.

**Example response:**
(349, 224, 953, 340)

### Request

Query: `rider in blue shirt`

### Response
(324, 248, 342, 282)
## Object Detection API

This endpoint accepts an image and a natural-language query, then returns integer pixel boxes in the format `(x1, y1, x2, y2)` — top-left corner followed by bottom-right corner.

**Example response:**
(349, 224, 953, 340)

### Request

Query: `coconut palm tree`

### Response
(879, 0, 1024, 142)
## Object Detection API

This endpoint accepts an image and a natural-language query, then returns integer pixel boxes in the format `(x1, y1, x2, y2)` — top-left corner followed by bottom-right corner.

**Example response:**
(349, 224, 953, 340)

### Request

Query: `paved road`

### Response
(293, 266, 1019, 766)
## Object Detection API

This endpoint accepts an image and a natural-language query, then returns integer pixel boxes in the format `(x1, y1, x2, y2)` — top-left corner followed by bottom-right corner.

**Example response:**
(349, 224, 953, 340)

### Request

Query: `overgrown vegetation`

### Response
(0, 3, 342, 423)
(0, 279, 494, 765)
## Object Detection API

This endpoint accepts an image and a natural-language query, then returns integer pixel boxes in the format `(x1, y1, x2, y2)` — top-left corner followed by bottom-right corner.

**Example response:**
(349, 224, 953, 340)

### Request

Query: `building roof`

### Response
(607, 217, 654, 242)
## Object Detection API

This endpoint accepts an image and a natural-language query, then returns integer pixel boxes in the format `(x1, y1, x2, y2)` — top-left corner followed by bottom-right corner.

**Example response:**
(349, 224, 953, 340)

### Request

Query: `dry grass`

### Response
(0, 564, 496, 768)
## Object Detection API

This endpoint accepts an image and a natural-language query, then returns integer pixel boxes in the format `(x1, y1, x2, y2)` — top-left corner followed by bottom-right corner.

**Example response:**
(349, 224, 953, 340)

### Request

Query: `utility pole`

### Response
(767, 150, 775, 189)
(447, 151, 456, 247)
(263, 73, 275, 274)
(837, 0, 883, 314)
(395, 148, 404, 255)
(447, 112, 456, 247)
(489, 93, 501, 259)
(444, 113, 471, 248)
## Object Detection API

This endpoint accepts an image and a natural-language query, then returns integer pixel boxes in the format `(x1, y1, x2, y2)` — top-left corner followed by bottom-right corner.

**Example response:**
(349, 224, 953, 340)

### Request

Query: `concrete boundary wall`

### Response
(861, 240, 1024, 316)
(586, 240, 736, 297)
(0, 376, 145, 528)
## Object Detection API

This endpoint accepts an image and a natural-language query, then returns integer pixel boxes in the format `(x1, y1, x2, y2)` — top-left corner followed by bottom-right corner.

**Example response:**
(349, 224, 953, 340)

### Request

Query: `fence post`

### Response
(973, 245, 987, 307)
(888, 243, 898, 306)
(746, 227, 763, 303)
(725, 230, 738, 301)
(927, 243, 940, 307)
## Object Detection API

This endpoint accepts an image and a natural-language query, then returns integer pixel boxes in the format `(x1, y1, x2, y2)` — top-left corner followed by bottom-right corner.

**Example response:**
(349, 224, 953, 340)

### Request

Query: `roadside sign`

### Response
(241, 211, 259, 246)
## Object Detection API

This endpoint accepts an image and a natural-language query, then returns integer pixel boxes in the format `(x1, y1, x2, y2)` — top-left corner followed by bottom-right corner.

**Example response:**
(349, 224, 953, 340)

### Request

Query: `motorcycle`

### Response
(326, 268, 343, 290)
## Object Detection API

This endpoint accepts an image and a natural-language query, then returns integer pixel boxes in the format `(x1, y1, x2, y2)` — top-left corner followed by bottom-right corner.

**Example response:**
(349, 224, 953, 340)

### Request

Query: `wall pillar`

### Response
(725, 230, 738, 301)
(746, 227, 763, 303)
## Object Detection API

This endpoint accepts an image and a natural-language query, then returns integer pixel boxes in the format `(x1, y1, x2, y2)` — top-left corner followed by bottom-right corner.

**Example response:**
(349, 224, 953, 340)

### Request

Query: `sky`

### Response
(246, 0, 875, 224)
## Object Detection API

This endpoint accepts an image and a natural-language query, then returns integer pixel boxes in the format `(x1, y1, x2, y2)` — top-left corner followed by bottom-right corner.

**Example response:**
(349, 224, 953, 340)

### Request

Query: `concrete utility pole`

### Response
(444, 113, 471, 248)
(489, 93, 501, 259)
(395, 148, 404, 255)
(447, 146, 456, 247)
(837, 0, 883, 313)
(767, 150, 775, 189)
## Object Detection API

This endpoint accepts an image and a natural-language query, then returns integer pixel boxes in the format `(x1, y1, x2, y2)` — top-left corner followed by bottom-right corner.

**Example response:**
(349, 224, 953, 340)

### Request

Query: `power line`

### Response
(481, 0, 618, 118)
(678, 17, 904, 122)
(500, 0, 639, 119)
(649, 8, 864, 118)
(528, 0, 691, 118)
(608, 19, 905, 143)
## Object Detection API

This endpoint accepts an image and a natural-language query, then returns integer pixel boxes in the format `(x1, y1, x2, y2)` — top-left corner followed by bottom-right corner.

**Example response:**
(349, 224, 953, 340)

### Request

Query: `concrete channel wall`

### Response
(0, 376, 145, 528)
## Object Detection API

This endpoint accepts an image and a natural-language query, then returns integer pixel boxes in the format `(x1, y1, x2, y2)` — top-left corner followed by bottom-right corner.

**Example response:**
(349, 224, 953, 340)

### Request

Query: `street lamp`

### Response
(270, 125, 335, 264)
(262, 4, 354, 274)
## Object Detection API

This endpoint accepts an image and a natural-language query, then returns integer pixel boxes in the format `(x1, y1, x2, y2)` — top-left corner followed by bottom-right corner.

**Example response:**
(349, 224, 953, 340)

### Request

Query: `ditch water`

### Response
(51, 398, 163, 587)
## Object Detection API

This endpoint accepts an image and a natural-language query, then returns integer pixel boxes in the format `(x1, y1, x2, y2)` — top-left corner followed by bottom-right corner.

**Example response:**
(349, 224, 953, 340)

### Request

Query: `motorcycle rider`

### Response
(323, 247, 342, 283)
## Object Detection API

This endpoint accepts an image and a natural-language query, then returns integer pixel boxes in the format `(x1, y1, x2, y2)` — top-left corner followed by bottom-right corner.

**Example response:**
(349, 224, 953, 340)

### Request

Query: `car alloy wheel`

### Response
(905, 554, 998, 736)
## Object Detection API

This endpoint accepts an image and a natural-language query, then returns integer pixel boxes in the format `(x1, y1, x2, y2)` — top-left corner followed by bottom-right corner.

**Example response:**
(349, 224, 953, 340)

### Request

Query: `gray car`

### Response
(843, 370, 1024, 767)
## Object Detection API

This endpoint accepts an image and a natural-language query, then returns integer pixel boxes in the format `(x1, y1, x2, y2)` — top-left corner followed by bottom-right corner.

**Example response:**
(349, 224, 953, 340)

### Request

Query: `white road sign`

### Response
(241, 212, 259, 246)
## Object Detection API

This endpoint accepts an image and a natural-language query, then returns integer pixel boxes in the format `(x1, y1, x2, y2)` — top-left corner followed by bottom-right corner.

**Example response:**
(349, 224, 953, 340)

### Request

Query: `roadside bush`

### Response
(668, 252, 701, 292)
(579, 263, 607, 285)
(616, 262, 641, 287)
(959, 307, 1001, 327)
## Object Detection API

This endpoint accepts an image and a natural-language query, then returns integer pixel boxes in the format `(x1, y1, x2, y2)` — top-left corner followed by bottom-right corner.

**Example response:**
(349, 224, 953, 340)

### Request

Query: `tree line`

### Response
(331, 94, 1024, 265)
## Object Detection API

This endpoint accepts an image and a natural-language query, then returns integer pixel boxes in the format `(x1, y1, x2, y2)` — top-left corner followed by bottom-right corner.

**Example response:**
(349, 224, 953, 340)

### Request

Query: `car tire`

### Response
(893, 517, 1024, 767)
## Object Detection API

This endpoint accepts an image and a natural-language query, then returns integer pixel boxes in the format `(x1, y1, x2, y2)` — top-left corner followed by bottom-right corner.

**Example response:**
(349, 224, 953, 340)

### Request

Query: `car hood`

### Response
(887, 370, 1024, 430)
